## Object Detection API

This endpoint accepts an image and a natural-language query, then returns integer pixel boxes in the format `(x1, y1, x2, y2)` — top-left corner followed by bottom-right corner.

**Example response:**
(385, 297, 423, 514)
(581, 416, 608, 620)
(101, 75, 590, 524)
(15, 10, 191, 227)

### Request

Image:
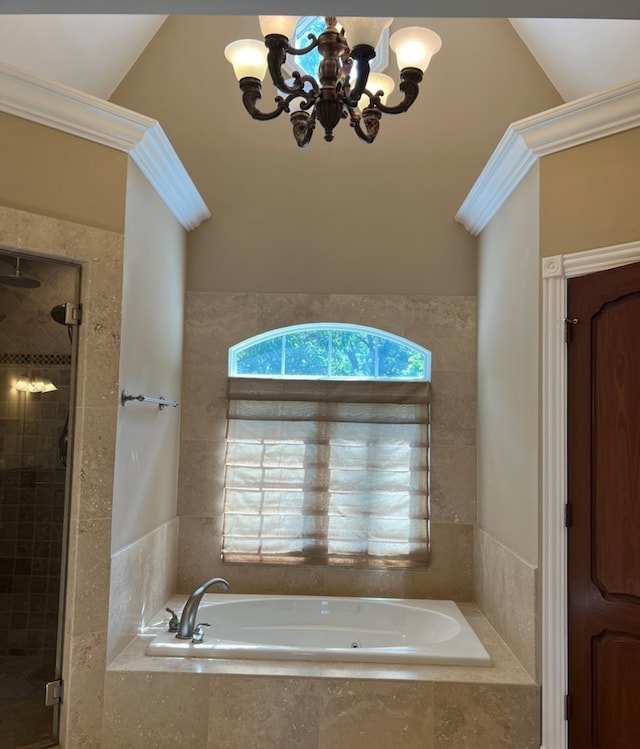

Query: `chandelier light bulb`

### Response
(339, 17, 393, 48)
(259, 16, 299, 38)
(224, 39, 268, 81)
(359, 72, 395, 110)
(389, 27, 442, 72)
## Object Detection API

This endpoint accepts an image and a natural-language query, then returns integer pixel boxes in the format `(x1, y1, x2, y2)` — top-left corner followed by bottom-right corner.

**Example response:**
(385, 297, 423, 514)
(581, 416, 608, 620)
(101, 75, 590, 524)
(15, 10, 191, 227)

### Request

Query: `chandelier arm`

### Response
(345, 45, 376, 107)
(375, 68, 423, 115)
(349, 107, 381, 144)
(286, 33, 320, 56)
(239, 78, 288, 121)
(291, 110, 315, 147)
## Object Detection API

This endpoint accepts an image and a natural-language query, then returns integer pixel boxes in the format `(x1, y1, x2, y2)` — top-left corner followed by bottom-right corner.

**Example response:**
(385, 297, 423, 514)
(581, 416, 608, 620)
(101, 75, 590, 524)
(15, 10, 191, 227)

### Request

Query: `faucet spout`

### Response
(176, 577, 230, 640)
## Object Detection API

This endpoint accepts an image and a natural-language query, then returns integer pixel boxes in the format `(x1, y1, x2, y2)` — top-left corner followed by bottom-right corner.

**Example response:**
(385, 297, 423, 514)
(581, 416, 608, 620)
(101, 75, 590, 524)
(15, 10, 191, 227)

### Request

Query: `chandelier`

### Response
(224, 16, 442, 147)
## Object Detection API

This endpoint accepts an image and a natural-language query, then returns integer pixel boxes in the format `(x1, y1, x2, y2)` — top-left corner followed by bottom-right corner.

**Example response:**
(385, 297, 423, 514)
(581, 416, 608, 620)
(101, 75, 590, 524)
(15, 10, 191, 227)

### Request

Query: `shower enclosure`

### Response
(0, 250, 79, 749)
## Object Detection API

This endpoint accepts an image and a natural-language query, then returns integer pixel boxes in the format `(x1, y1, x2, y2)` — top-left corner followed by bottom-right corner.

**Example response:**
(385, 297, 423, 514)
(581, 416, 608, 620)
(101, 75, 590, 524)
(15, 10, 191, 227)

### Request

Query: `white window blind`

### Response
(223, 377, 430, 568)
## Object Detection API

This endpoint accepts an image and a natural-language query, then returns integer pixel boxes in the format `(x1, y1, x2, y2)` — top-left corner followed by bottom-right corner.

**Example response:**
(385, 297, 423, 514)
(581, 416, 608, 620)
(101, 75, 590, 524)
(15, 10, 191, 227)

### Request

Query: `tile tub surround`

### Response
(474, 527, 537, 679)
(107, 518, 178, 664)
(104, 603, 539, 749)
(178, 292, 477, 599)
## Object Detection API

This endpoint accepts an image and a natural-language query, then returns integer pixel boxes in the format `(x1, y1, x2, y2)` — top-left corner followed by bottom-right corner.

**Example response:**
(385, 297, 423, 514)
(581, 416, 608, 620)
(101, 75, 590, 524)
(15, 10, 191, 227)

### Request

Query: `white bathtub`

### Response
(146, 594, 492, 666)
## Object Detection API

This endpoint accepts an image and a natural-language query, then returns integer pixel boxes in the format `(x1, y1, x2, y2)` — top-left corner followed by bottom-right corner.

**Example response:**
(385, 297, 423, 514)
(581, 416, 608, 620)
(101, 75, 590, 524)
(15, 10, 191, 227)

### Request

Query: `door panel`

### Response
(593, 632, 640, 747)
(592, 294, 640, 602)
(567, 261, 640, 749)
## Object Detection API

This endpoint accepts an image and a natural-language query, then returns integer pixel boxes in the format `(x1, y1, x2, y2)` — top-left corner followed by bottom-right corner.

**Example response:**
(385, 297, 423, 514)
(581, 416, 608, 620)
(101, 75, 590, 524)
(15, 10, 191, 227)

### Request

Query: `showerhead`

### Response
(50, 304, 67, 325)
(0, 257, 40, 288)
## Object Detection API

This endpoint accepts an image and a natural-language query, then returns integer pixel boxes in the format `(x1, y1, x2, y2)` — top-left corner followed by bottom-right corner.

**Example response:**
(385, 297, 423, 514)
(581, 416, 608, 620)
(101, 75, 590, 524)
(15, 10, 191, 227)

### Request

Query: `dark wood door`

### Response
(567, 261, 640, 749)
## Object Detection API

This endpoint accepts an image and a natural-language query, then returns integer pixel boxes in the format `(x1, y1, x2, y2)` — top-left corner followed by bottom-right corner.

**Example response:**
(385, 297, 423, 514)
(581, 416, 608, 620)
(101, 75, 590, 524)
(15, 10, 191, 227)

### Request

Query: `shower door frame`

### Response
(0, 248, 82, 745)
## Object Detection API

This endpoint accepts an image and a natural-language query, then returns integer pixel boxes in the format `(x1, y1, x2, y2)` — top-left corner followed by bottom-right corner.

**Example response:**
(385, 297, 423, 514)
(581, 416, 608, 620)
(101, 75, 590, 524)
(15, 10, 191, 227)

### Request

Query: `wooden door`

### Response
(567, 261, 640, 748)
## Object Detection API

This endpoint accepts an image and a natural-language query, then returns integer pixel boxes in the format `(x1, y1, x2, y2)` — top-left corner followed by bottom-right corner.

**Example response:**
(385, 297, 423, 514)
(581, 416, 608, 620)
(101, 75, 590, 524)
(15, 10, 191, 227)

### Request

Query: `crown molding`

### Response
(0, 62, 210, 232)
(456, 78, 640, 236)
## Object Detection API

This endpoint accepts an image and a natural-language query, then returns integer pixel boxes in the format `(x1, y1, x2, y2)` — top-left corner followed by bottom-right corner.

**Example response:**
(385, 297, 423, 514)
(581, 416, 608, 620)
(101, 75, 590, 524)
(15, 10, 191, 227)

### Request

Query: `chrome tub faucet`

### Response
(175, 577, 230, 640)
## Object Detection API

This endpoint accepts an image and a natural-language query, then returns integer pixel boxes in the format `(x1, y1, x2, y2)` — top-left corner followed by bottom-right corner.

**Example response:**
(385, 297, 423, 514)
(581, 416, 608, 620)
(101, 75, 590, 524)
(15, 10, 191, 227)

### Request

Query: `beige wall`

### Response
(108, 162, 186, 665)
(111, 162, 187, 552)
(474, 166, 540, 677)
(540, 128, 640, 257)
(110, 16, 562, 296)
(0, 111, 127, 233)
(477, 165, 540, 565)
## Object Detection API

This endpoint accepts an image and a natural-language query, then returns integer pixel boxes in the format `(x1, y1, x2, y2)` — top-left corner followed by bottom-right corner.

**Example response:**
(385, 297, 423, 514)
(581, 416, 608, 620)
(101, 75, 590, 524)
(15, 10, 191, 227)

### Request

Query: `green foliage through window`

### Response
(230, 324, 430, 380)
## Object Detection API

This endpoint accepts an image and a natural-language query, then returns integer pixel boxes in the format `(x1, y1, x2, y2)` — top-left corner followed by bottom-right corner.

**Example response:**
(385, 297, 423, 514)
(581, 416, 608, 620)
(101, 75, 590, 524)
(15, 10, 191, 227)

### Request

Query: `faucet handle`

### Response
(166, 608, 180, 632)
(192, 622, 211, 644)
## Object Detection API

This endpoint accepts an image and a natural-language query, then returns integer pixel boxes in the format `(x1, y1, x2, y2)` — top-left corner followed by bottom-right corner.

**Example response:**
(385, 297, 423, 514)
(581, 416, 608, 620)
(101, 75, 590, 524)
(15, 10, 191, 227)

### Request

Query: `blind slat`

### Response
(223, 378, 430, 567)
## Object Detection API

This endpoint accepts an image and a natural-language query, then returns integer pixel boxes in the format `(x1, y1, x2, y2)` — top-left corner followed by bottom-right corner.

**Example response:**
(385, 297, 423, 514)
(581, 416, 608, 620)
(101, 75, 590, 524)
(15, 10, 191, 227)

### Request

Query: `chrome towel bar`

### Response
(121, 389, 179, 410)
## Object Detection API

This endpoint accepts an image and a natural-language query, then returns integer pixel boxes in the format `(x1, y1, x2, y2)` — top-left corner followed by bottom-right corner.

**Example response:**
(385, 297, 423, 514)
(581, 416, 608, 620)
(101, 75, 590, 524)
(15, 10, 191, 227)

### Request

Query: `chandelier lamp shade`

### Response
(224, 16, 442, 147)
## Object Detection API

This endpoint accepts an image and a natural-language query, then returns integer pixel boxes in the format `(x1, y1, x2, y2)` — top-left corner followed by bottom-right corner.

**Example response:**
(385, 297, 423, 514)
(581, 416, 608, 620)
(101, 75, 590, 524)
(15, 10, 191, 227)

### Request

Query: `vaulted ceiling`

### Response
(0, 14, 639, 102)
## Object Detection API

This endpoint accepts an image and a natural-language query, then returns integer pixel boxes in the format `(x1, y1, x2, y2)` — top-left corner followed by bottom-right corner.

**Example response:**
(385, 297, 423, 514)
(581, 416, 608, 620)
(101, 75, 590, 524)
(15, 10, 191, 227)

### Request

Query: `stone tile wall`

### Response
(178, 292, 477, 600)
(1, 205, 125, 748)
(474, 527, 537, 678)
(107, 519, 178, 664)
(103, 604, 539, 749)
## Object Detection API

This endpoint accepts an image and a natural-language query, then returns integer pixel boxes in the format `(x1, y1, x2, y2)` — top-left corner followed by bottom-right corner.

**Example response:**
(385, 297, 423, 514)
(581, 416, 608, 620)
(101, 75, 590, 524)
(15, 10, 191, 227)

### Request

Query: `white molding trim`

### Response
(0, 62, 210, 231)
(457, 78, 640, 235)
(541, 240, 640, 749)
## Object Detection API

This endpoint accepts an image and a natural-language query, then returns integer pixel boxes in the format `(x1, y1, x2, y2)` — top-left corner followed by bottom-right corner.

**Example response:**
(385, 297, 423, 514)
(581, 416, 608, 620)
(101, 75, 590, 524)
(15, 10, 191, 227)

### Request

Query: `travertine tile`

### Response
(474, 529, 537, 679)
(183, 291, 257, 366)
(257, 292, 331, 331)
(82, 236, 124, 302)
(75, 296, 122, 408)
(17, 209, 122, 261)
(61, 630, 108, 749)
(403, 524, 474, 601)
(430, 388, 476, 448)
(0, 205, 21, 247)
(430, 445, 476, 523)
(318, 679, 434, 749)
(504, 557, 537, 679)
(224, 562, 325, 595)
(328, 294, 405, 336)
(474, 528, 507, 636)
(433, 682, 540, 749)
(67, 517, 112, 636)
(323, 566, 406, 599)
(208, 675, 321, 749)
(107, 520, 179, 664)
(180, 364, 228, 441)
(70, 405, 117, 521)
(177, 439, 226, 516)
(404, 295, 477, 372)
(103, 672, 210, 748)
(177, 516, 223, 592)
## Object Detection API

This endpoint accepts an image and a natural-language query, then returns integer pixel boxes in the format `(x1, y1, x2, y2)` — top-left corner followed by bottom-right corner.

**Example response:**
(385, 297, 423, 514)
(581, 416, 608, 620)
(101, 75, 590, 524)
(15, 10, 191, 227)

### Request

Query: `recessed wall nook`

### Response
(1, 14, 639, 748)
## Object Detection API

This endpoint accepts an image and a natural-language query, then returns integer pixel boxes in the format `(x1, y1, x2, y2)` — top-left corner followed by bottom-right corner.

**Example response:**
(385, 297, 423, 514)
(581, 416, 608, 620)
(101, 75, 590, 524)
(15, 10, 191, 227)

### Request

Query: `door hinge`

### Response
(564, 504, 573, 528)
(64, 302, 82, 326)
(564, 317, 578, 343)
(45, 679, 63, 706)
(564, 694, 570, 721)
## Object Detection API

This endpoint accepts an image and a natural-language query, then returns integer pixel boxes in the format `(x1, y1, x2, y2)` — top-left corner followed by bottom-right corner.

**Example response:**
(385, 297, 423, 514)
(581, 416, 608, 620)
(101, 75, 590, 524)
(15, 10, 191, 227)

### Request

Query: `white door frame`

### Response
(541, 240, 640, 749)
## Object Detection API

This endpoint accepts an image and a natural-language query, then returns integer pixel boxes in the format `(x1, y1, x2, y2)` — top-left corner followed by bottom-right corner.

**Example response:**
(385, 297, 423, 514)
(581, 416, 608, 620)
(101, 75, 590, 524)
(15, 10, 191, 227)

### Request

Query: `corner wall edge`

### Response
(457, 78, 640, 236)
(0, 61, 211, 232)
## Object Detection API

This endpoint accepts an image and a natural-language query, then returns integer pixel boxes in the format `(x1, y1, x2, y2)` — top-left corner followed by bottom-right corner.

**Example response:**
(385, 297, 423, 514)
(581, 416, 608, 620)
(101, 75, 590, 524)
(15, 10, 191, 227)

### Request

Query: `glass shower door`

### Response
(0, 251, 79, 749)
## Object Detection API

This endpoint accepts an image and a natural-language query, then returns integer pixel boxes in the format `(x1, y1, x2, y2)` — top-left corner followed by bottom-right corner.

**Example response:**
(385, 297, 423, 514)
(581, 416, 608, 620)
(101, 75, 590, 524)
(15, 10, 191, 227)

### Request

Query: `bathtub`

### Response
(146, 594, 492, 666)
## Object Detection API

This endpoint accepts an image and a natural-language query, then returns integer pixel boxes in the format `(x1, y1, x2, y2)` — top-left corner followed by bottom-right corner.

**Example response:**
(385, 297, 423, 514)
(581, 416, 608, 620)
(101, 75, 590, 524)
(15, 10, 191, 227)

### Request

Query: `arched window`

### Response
(224, 324, 431, 568)
(229, 323, 430, 380)
(289, 17, 390, 82)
